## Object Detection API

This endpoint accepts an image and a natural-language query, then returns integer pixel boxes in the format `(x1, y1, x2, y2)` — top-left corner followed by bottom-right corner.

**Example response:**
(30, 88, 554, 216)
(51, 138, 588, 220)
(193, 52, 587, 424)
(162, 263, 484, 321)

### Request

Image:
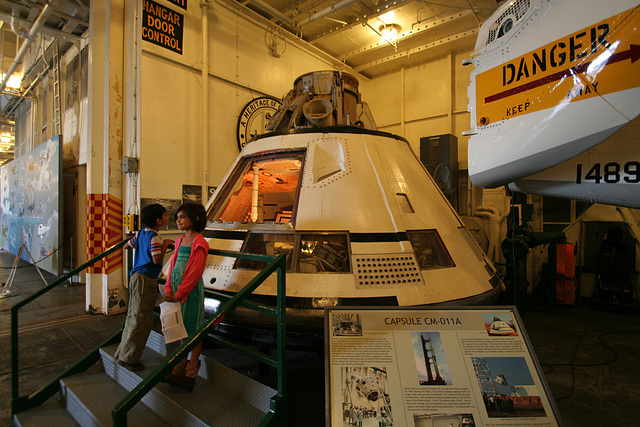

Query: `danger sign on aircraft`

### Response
(475, 7, 640, 125)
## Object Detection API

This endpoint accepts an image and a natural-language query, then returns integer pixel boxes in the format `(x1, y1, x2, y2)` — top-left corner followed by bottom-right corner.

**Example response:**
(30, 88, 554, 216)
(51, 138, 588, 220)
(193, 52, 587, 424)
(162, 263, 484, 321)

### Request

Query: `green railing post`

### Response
(11, 237, 131, 415)
(276, 254, 287, 397)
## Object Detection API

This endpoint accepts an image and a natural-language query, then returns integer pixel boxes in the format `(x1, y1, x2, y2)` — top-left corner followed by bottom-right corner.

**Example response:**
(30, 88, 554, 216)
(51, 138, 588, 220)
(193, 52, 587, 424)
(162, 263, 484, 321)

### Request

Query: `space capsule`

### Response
(202, 70, 502, 333)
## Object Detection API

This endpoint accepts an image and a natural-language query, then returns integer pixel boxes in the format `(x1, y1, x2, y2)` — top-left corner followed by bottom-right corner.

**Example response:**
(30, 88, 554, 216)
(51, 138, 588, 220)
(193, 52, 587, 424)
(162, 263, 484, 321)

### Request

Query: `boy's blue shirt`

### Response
(130, 228, 163, 279)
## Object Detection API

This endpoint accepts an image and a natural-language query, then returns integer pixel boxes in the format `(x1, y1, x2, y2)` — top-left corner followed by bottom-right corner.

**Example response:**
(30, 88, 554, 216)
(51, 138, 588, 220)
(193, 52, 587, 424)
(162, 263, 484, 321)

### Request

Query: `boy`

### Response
(115, 203, 173, 371)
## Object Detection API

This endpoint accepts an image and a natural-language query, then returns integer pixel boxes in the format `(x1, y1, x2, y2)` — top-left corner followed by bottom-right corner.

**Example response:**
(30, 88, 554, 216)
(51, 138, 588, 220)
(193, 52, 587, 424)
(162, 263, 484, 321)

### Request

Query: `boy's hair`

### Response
(141, 203, 166, 228)
(176, 203, 207, 232)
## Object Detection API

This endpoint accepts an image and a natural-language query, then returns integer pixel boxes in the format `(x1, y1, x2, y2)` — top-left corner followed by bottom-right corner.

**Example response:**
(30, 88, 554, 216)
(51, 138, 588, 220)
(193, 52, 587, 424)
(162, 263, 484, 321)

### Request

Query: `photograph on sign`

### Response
(332, 313, 363, 337)
(411, 332, 451, 386)
(413, 412, 476, 427)
(339, 366, 393, 427)
(482, 312, 518, 337)
(472, 356, 546, 418)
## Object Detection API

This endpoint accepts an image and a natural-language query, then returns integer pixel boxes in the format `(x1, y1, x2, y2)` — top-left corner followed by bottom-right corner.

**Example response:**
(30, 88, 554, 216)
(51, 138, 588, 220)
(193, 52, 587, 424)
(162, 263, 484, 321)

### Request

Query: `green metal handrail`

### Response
(112, 250, 288, 426)
(11, 239, 288, 426)
(11, 237, 132, 414)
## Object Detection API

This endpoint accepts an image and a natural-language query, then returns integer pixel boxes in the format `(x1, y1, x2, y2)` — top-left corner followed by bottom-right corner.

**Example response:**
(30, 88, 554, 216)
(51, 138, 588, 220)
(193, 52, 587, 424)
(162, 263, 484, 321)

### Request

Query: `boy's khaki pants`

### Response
(114, 273, 157, 363)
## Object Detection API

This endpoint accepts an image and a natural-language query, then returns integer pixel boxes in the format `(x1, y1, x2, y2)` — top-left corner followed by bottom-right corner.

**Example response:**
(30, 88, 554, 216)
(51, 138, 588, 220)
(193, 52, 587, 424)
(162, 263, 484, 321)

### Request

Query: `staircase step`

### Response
(15, 330, 278, 427)
(13, 396, 80, 427)
(100, 332, 276, 426)
(61, 371, 171, 427)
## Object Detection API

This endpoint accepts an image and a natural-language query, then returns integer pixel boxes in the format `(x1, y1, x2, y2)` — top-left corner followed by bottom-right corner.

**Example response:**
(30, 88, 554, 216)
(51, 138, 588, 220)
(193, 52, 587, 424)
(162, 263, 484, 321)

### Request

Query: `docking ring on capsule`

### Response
(303, 98, 334, 127)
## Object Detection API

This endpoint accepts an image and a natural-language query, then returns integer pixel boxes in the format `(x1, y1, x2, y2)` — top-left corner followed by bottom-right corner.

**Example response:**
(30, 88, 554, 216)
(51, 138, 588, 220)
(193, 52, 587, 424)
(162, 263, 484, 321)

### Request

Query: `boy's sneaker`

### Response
(118, 359, 145, 372)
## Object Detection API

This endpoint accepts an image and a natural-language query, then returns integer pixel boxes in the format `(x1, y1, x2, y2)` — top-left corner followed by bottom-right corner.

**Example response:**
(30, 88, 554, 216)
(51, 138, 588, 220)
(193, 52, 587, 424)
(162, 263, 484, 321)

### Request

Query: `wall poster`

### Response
(0, 136, 63, 275)
(141, 197, 181, 231)
(325, 306, 562, 427)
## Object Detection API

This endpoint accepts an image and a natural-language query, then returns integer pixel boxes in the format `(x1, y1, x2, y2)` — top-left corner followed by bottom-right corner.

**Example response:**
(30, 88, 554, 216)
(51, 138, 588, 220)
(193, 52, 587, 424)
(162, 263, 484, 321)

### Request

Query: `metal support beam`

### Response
(339, 9, 475, 61)
(353, 28, 478, 73)
(0, 12, 83, 44)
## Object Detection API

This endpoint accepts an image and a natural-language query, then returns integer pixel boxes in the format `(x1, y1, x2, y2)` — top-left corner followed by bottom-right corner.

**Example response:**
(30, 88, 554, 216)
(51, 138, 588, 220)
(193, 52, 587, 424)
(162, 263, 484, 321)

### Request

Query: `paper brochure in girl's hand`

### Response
(160, 301, 188, 344)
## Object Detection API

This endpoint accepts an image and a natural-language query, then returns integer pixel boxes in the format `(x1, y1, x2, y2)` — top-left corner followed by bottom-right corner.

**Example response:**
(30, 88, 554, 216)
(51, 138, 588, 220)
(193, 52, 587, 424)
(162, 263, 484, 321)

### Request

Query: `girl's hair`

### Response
(175, 203, 207, 232)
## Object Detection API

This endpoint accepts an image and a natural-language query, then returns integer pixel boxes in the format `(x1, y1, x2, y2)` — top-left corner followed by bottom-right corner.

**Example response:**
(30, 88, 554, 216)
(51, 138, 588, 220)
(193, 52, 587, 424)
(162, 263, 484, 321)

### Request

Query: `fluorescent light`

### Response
(1, 74, 23, 89)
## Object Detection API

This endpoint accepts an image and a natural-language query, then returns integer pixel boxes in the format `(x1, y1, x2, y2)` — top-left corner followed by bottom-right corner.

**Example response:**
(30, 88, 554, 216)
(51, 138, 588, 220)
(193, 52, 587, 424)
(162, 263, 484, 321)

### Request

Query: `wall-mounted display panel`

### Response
(1, 136, 63, 275)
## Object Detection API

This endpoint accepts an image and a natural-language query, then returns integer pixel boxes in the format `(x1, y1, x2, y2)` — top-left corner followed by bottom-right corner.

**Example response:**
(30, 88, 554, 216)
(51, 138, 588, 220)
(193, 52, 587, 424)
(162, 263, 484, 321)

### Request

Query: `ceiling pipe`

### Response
(244, 0, 295, 28)
(0, 1, 55, 95)
(10, 8, 30, 39)
(0, 12, 83, 44)
(6, 63, 49, 117)
(21, 0, 89, 26)
(297, 0, 361, 27)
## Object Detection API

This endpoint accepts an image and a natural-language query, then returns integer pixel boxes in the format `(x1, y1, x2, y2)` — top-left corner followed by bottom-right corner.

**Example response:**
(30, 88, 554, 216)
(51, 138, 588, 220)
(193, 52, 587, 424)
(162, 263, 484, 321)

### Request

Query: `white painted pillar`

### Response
(86, 0, 127, 315)
(201, 1, 211, 204)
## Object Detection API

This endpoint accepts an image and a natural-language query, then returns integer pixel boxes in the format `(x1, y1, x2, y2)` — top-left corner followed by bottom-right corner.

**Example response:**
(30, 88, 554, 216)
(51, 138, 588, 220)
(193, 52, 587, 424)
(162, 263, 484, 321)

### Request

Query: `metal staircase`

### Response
(13, 330, 275, 426)
(10, 239, 289, 426)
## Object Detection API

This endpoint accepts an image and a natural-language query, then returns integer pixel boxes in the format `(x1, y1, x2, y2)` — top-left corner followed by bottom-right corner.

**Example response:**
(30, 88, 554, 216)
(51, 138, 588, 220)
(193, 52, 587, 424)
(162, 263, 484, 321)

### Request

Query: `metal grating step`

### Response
(61, 371, 171, 427)
(13, 329, 278, 427)
(13, 395, 80, 427)
(101, 332, 276, 426)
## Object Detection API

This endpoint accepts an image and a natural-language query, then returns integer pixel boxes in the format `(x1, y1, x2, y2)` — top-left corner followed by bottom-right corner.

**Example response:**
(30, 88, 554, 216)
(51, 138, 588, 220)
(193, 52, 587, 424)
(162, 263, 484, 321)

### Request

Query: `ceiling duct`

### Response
(297, 0, 361, 26)
(243, 0, 295, 28)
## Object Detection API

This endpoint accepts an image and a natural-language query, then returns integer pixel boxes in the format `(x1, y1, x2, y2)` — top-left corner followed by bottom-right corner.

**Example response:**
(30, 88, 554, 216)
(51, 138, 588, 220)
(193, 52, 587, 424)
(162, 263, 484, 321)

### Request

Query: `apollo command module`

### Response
(199, 70, 503, 335)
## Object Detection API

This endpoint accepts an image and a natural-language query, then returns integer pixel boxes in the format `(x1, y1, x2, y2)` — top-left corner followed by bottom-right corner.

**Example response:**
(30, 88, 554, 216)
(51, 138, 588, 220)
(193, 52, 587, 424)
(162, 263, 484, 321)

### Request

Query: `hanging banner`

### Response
(142, 0, 184, 54)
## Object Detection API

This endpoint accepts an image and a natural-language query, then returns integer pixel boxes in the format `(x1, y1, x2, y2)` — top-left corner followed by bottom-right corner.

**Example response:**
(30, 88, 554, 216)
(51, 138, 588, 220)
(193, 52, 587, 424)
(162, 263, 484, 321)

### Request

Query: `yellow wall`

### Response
(139, 2, 340, 201)
(361, 50, 475, 168)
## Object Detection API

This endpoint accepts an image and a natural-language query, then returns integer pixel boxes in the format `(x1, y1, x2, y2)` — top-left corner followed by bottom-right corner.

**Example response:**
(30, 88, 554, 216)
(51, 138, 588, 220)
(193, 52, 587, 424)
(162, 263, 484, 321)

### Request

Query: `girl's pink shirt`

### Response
(165, 233, 210, 303)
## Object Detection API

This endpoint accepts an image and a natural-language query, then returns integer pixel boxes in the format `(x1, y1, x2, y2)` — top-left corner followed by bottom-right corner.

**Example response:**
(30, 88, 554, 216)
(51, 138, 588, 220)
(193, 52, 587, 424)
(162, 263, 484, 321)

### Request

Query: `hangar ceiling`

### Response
(0, 0, 89, 165)
(234, 0, 500, 78)
(0, 0, 500, 166)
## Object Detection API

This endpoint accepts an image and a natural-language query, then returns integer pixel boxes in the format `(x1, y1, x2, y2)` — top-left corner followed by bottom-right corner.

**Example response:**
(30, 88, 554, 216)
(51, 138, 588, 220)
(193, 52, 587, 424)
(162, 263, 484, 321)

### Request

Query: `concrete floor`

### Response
(1, 249, 638, 426)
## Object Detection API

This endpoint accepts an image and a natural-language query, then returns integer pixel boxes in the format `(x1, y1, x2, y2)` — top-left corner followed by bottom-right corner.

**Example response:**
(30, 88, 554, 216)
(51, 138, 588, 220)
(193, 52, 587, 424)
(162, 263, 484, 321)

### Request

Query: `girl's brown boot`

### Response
(181, 358, 202, 392)
(161, 358, 188, 385)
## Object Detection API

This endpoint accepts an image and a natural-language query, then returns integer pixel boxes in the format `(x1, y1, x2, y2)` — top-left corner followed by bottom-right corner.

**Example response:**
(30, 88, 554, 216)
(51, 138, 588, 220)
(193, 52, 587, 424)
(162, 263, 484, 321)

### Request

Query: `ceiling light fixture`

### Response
(379, 23, 401, 49)
(1, 74, 23, 90)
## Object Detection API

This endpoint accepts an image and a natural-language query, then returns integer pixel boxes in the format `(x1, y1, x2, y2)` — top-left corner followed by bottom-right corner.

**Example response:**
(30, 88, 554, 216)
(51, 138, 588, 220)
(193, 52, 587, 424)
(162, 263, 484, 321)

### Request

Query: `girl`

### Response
(163, 203, 209, 391)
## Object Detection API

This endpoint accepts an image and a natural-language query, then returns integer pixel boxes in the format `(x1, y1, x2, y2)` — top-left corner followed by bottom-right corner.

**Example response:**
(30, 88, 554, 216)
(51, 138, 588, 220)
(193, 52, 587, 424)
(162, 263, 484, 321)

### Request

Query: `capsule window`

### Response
(210, 151, 305, 223)
(236, 233, 295, 270)
(498, 17, 514, 38)
(297, 233, 351, 273)
(407, 230, 455, 270)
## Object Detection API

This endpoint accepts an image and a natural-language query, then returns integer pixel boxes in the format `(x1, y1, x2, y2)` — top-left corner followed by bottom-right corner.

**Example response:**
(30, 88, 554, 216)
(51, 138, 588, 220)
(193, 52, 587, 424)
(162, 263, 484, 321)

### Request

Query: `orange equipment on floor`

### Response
(555, 242, 577, 305)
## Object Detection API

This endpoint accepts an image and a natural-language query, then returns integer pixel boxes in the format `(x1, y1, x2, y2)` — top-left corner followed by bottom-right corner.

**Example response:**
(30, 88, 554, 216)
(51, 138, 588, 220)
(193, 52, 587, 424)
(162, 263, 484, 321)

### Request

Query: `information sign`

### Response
(325, 306, 562, 427)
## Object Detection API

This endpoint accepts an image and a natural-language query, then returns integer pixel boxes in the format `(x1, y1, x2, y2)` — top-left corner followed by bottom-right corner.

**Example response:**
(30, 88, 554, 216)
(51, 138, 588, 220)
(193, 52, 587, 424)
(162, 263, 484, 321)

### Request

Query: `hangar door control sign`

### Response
(143, 0, 184, 54)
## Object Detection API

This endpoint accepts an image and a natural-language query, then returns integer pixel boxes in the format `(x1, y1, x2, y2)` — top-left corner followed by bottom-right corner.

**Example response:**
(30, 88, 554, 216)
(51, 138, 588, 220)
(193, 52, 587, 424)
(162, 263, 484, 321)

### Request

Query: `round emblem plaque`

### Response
(236, 96, 282, 151)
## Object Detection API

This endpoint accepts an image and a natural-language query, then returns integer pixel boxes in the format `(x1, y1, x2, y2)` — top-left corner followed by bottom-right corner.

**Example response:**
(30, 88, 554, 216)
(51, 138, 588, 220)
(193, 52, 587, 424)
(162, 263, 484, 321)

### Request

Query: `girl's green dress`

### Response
(170, 244, 205, 335)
